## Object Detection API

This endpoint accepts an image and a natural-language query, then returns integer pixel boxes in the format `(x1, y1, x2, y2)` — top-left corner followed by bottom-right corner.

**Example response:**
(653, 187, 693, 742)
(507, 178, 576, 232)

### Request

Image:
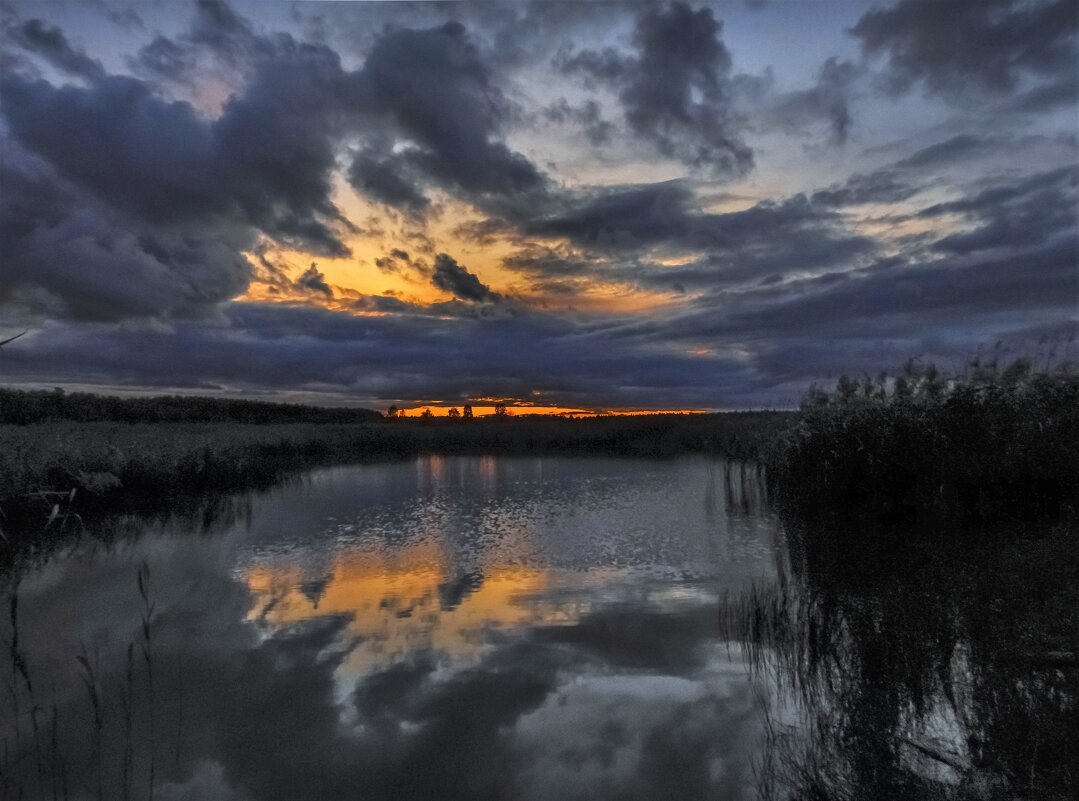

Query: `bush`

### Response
(768, 362, 1079, 530)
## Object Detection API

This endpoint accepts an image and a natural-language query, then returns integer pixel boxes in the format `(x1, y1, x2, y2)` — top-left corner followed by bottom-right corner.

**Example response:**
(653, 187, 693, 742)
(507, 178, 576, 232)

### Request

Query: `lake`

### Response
(1, 455, 787, 801)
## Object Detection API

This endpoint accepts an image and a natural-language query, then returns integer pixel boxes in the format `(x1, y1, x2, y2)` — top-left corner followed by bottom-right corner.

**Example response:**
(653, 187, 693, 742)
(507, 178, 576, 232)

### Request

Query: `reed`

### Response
(725, 524, 1079, 800)
(767, 362, 1079, 533)
(0, 563, 171, 800)
(136, 563, 154, 801)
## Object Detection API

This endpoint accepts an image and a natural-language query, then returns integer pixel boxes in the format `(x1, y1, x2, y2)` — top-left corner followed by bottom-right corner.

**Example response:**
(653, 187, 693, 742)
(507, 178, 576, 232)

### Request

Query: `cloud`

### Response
(0, 0, 1074, 406)
(353, 21, 546, 206)
(892, 134, 998, 169)
(561, 2, 753, 177)
(296, 263, 333, 297)
(431, 253, 501, 303)
(759, 57, 861, 145)
(918, 165, 1078, 254)
(0, 142, 251, 321)
(542, 98, 615, 146)
(852, 0, 1078, 99)
(5, 17, 105, 79)
(346, 149, 431, 216)
(810, 170, 920, 207)
(1, 36, 356, 254)
(533, 181, 698, 250)
(528, 181, 875, 291)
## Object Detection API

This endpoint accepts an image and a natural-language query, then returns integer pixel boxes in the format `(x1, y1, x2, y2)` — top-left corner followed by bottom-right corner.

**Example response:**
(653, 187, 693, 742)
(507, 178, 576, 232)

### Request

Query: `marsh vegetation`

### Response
(0, 408, 792, 543)
(767, 361, 1079, 530)
(725, 522, 1078, 801)
(731, 360, 1079, 800)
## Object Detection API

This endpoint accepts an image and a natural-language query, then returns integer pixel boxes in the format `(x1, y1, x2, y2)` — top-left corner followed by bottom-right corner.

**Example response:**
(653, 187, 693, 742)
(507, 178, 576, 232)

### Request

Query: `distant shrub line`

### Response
(767, 360, 1079, 532)
(0, 388, 382, 425)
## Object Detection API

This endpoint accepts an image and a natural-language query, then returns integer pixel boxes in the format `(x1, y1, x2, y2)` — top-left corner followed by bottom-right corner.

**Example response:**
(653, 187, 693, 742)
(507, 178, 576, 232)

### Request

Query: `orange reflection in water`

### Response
(244, 541, 586, 671)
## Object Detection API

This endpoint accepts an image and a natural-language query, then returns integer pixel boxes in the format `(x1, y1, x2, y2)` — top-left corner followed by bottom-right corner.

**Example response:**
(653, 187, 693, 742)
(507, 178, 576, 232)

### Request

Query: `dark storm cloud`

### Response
(918, 166, 1078, 254)
(353, 21, 546, 204)
(527, 181, 875, 291)
(0, 0, 1075, 406)
(720, 239, 1073, 336)
(1, 301, 761, 407)
(561, 2, 753, 176)
(852, 0, 1078, 99)
(373, 248, 412, 274)
(534, 182, 698, 249)
(0, 1, 557, 321)
(5, 17, 105, 79)
(597, 169, 1079, 389)
(1, 29, 356, 248)
(431, 253, 501, 303)
(346, 149, 431, 216)
(0, 143, 250, 321)
(296, 264, 333, 297)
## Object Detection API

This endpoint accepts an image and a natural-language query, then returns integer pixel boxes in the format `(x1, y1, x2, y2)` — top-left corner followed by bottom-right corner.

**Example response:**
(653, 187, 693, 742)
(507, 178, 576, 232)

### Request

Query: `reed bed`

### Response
(766, 362, 1079, 531)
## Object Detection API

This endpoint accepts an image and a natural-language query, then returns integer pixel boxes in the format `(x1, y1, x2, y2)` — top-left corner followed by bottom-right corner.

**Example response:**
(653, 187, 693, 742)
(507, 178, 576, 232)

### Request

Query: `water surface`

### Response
(2, 455, 782, 801)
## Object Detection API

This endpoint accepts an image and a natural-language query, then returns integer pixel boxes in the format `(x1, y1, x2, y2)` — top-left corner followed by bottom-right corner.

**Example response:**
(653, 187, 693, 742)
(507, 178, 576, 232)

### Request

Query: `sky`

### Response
(0, 0, 1076, 412)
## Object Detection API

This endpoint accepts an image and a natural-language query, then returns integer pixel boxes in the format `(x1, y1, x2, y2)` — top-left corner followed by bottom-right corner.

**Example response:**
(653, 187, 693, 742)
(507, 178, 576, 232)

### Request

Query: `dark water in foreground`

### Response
(1, 456, 784, 801)
(5, 456, 1076, 800)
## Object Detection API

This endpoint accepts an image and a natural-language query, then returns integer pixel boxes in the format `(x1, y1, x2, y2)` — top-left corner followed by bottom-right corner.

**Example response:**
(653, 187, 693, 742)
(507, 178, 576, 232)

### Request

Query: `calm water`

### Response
(2, 456, 785, 801)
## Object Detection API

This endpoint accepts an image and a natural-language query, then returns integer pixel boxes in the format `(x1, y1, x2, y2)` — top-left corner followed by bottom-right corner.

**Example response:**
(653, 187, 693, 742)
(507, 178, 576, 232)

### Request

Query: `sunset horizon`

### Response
(1, 0, 1074, 412)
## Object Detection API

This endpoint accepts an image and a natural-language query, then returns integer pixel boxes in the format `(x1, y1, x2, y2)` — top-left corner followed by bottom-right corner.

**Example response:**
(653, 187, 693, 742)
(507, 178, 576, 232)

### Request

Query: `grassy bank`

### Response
(767, 363, 1079, 531)
(0, 412, 792, 529)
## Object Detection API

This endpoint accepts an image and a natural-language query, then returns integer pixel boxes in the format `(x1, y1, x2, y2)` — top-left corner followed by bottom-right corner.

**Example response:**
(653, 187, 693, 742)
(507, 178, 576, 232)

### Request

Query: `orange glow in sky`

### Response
(393, 406, 707, 417)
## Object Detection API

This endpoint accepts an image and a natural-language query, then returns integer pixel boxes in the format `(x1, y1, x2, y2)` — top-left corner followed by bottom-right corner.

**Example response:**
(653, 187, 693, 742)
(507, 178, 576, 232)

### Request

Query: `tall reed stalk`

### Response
(137, 563, 155, 801)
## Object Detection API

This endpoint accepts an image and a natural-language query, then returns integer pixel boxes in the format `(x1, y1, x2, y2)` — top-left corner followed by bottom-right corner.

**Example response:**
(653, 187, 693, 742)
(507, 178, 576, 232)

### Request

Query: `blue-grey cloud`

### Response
(560, 2, 753, 176)
(853, 0, 1078, 100)
(5, 17, 105, 79)
(0, 0, 1075, 406)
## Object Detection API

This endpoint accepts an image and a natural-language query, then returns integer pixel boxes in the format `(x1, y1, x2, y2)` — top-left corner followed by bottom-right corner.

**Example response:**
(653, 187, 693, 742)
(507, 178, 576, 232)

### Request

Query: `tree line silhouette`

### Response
(0, 387, 382, 425)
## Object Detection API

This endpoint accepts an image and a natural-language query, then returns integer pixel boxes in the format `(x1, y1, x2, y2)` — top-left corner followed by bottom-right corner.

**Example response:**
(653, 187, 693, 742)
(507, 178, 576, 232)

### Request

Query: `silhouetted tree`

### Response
(386, 405, 399, 419)
(420, 408, 433, 422)
(463, 405, 473, 419)
(447, 407, 461, 418)
(494, 402, 508, 417)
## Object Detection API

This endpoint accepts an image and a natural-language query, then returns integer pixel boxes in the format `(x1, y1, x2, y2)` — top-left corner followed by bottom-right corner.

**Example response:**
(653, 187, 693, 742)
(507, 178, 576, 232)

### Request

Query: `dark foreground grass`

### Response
(767, 364, 1079, 531)
(0, 412, 792, 531)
